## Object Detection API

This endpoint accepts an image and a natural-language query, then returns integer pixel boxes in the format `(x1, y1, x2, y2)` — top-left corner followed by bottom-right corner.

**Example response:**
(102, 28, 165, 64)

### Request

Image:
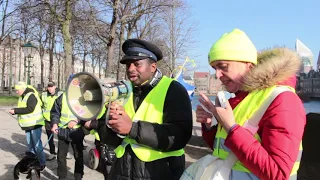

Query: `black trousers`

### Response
(57, 128, 85, 179)
(45, 120, 55, 154)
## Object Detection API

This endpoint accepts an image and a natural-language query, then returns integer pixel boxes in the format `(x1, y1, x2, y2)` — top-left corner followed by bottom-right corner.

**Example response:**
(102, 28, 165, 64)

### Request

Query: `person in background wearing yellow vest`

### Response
(50, 92, 86, 180)
(88, 39, 193, 180)
(197, 29, 306, 179)
(41, 81, 62, 161)
(9, 81, 46, 171)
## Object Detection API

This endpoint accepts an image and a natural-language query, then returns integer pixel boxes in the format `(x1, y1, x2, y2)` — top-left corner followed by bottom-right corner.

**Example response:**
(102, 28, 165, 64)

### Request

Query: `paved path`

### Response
(0, 108, 209, 180)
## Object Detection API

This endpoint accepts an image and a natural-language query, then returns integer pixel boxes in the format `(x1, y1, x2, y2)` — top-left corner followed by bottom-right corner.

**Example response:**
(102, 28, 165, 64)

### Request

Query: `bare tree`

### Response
(160, 0, 197, 72)
(89, 0, 172, 78)
(43, 0, 76, 83)
(0, 0, 20, 45)
(32, 11, 49, 88)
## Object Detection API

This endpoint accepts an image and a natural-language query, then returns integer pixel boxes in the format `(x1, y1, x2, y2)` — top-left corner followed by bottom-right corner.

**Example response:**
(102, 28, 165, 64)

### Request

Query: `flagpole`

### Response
(172, 57, 189, 79)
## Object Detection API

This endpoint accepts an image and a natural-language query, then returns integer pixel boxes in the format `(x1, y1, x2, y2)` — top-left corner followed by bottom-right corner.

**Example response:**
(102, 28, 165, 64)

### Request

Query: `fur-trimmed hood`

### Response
(241, 48, 301, 92)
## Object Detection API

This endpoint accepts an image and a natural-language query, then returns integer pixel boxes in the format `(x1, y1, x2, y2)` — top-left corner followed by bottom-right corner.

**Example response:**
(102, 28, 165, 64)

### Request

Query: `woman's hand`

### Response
(196, 104, 213, 129)
(199, 93, 236, 132)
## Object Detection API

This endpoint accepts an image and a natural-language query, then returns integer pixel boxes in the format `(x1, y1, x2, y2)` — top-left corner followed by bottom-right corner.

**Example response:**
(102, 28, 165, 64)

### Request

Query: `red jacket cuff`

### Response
(225, 125, 257, 153)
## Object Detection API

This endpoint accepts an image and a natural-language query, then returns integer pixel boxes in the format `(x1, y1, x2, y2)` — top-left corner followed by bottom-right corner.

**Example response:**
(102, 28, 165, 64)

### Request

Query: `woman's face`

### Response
(211, 60, 252, 93)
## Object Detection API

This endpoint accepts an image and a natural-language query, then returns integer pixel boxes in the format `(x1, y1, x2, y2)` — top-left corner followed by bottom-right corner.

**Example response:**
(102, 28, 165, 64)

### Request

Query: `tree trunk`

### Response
(105, 0, 120, 78)
(60, 0, 73, 84)
(18, 45, 22, 81)
(9, 38, 12, 95)
(61, 22, 73, 83)
(82, 52, 86, 72)
(2, 47, 6, 91)
(39, 53, 45, 89)
(58, 60, 61, 88)
(48, 23, 55, 82)
(117, 22, 125, 80)
(98, 56, 101, 79)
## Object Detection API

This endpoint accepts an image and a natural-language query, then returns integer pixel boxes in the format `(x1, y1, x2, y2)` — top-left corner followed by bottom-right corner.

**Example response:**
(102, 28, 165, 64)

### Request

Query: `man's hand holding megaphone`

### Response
(107, 102, 133, 135)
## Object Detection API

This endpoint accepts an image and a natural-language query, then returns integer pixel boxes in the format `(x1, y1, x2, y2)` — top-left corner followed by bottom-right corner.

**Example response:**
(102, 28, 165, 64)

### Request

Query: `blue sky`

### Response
(186, 0, 319, 73)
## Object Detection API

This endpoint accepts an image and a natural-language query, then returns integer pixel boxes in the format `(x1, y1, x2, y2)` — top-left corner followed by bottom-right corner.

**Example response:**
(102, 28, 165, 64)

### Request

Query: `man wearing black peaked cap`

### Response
(89, 39, 193, 180)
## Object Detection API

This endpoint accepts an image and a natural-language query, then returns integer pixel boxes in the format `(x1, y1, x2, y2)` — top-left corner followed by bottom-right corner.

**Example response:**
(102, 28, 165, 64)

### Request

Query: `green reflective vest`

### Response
(59, 94, 80, 129)
(41, 91, 63, 121)
(27, 85, 42, 106)
(114, 76, 184, 162)
(213, 85, 302, 178)
(18, 92, 44, 127)
(89, 103, 107, 141)
(90, 129, 100, 141)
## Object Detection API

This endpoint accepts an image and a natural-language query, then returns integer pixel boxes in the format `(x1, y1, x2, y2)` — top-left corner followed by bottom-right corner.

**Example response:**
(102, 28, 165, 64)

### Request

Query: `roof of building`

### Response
(194, 72, 210, 78)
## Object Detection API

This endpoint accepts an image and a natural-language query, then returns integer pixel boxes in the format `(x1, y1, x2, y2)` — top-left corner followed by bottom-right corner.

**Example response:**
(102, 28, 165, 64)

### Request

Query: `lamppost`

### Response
(22, 42, 37, 85)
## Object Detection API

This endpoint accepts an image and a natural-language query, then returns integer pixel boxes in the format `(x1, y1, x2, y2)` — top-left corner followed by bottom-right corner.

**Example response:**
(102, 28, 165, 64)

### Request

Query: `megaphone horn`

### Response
(66, 72, 132, 121)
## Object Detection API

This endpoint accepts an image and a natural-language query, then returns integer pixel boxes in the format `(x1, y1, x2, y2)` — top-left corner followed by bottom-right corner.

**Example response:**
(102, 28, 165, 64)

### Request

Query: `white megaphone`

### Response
(66, 72, 132, 122)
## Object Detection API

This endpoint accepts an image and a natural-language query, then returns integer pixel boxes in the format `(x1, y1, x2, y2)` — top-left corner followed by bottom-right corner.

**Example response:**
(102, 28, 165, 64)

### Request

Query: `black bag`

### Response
(57, 128, 75, 142)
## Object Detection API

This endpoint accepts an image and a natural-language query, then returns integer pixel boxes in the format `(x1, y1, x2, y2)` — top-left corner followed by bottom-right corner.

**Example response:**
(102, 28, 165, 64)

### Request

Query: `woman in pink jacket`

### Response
(197, 28, 305, 180)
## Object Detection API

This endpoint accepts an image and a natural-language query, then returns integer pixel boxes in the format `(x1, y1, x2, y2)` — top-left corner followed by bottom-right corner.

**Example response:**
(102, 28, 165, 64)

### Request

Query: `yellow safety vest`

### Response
(90, 129, 100, 141)
(17, 92, 44, 127)
(41, 91, 63, 121)
(114, 76, 184, 162)
(213, 85, 302, 178)
(59, 94, 80, 129)
(27, 85, 42, 106)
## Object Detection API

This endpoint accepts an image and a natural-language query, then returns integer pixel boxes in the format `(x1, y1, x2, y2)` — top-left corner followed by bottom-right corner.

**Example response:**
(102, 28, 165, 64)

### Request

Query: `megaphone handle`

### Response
(105, 93, 125, 139)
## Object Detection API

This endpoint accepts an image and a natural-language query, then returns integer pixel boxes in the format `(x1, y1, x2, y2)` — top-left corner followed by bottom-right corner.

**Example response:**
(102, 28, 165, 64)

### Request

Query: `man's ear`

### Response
(151, 62, 157, 73)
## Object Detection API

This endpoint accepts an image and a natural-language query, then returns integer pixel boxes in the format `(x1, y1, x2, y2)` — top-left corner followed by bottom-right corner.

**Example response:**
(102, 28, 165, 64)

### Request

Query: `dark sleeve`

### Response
(14, 94, 37, 114)
(128, 81, 193, 151)
(50, 94, 62, 126)
(97, 112, 123, 147)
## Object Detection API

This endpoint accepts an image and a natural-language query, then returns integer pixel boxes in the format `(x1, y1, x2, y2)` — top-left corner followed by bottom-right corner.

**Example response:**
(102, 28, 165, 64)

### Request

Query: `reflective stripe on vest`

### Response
(18, 92, 44, 127)
(114, 76, 184, 162)
(42, 91, 63, 121)
(213, 85, 302, 179)
(59, 94, 80, 129)
(90, 129, 100, 141)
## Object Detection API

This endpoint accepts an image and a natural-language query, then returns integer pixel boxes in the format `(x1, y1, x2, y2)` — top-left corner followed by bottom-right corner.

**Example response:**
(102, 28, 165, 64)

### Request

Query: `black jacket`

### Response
(14, 87, 42, 131)
(95, 76, 193, 180)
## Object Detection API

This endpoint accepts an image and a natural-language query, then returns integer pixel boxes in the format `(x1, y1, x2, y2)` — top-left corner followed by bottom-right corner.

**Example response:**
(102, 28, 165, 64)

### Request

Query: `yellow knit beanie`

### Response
(14, 81, 27, 90)
(208, 28, 257, 65)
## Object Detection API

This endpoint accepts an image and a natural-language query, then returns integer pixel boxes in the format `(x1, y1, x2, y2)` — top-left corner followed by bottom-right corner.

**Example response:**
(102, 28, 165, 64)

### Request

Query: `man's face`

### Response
(15, 89, 24, 96)
(125, 59, 156, 86)
(47, 86, 56, 95)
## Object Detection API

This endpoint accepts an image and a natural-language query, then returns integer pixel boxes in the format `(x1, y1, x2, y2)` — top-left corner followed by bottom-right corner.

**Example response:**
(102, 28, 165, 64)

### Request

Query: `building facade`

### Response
(209, 74, 222, 94)
(0, 38, 105, 91)
(194, 72, 210, 94)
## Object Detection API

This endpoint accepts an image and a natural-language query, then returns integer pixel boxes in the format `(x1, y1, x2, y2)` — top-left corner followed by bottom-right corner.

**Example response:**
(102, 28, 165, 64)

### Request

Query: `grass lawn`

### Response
(0, 95, 19, 106)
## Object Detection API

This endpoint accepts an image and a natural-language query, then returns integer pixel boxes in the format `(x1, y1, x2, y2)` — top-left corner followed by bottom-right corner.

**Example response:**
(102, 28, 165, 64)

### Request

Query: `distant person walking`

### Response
(41, 81, 63, 161)
(9, 81, 46, 171)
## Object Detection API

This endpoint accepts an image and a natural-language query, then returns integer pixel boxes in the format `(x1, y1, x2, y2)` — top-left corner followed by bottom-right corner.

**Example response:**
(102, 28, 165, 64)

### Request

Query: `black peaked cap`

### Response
(120, 39, 163, 64)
